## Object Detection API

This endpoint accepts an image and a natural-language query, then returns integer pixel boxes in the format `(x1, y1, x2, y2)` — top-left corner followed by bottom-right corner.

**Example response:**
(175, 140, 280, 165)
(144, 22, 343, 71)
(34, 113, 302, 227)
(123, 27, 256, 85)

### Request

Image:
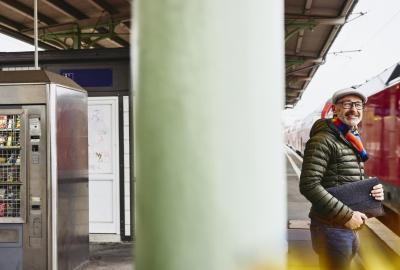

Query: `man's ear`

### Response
(331, 104, 337, 114)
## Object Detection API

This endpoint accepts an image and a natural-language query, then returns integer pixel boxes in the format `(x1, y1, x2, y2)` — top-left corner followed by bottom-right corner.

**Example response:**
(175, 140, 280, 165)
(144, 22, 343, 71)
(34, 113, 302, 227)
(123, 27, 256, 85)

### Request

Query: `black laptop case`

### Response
(326, 177, 384, 218)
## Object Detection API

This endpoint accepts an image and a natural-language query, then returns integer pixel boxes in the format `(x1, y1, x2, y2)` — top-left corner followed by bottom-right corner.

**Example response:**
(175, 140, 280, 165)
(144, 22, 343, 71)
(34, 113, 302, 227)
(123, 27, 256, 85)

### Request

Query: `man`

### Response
(299, 87, 384, 270)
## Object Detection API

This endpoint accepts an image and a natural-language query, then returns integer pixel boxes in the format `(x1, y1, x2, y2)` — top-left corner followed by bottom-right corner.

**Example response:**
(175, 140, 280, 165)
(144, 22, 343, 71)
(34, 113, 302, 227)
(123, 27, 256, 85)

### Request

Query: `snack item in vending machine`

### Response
(7, 153, 15, 164)
(0, 116, 7, 129)
(6, 190, 14, 199)
(0, 135, 6, 146)
(6, 203, 12, 216)
(16, 116, 20, 129)
(15, 134, 20, 146)
(6, 135, 12, 147)
(6, 173, 13, 182)
(7, 118, 13, 129)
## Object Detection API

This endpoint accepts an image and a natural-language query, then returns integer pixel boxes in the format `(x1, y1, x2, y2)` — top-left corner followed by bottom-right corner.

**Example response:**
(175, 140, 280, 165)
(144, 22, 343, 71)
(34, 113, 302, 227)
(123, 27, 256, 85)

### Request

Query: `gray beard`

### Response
(338, 114, 360, 128)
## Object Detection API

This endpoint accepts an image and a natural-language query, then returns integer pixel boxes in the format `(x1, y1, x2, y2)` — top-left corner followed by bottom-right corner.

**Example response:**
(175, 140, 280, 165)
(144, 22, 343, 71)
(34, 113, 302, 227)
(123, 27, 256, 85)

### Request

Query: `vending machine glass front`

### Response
(0, 111, 25, 223)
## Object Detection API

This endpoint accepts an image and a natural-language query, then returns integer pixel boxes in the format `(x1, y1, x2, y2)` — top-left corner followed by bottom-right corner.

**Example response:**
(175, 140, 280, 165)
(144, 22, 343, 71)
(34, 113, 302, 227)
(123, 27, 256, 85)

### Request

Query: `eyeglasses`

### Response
(337, 101, 364, 110)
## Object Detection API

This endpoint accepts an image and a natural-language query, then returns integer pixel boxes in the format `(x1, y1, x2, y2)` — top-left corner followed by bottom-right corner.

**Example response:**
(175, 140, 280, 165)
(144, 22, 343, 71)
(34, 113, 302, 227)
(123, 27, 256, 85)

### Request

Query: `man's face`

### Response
(332, 95, 364, 127)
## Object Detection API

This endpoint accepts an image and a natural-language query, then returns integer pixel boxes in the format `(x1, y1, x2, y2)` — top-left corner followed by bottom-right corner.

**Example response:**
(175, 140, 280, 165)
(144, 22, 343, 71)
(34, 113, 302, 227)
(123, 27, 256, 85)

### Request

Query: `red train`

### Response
(286, 63, 400, 213)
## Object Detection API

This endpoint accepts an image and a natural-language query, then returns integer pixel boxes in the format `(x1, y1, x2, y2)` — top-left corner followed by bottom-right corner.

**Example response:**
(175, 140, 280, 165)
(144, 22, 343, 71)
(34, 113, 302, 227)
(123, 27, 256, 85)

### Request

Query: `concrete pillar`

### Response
(132, 1, 286, 269)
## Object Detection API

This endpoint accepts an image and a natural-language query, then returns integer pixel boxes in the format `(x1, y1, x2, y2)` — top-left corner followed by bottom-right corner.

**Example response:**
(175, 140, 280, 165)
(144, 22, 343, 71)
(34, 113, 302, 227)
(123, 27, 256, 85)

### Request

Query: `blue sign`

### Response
(60, 68, 113, 87)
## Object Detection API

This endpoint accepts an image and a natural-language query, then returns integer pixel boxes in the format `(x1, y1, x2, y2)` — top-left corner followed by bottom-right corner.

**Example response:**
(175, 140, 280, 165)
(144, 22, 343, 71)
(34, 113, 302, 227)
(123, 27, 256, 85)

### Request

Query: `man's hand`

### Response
(371, 184, 384, 201)
(344, 211, 367, 230)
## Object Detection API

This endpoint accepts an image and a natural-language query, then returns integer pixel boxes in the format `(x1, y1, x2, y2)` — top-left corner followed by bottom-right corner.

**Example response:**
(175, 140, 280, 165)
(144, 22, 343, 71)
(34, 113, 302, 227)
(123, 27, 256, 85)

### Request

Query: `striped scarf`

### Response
(331, 117, 368, 161)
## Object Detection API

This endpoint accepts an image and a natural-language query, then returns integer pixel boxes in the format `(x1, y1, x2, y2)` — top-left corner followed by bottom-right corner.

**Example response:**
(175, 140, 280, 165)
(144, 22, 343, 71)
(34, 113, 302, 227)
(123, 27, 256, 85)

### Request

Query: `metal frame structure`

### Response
(0, 0, 361, 107)
(285, 0, 358, 107)
(0, 0, 131, 50)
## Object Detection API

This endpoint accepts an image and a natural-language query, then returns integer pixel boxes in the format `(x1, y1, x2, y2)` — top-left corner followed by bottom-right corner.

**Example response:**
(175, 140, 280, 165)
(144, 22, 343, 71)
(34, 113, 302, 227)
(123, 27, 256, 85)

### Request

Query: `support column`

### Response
(132, 0, 286, 269)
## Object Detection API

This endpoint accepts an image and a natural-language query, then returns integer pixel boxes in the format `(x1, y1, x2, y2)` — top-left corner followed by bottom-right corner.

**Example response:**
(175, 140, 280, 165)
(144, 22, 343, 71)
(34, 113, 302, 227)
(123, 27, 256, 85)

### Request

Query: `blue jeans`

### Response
(310, 219, 359, 270)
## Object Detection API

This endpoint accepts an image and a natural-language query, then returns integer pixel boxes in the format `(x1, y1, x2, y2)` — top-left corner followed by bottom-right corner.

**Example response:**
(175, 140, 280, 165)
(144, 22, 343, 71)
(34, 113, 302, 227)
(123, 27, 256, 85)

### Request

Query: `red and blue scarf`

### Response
(331, 117, 368, 161)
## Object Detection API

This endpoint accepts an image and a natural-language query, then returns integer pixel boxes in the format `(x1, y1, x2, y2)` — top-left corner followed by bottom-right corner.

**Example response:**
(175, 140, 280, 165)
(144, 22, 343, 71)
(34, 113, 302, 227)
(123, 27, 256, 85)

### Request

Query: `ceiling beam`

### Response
(286, 6, 339, 16)
(286, 91, 301, 97)
(286, 13, 342, 19)
(123, 21, 131, 29)
(43, 0, 87, 20)
(287, 75, 312, 81)
(286, 87, 303, 92)
(304, 0, 313, 14)
(340, 0, 357, 17)
(286, 56, 323, 63)
(286, 52, 319, 58)
(295, 0, 314, 54)
(96, 25, 129, 47)
(22, 13, 130, 34)
(0, 1, 109, 50)
(286, 89, 303, 101)
(43, 0, 129, 48)
(41, 1, 76, 19)
(286, 15, 346, 25)
(96, 27, 130, 47)
(286, 62, 324, 75)
(0, 15, 25, 31)
(0, 0, 57, 26)
(295, 29, 304, 54)
(90, 43, 105, 49)
(89, 0, 119, 15)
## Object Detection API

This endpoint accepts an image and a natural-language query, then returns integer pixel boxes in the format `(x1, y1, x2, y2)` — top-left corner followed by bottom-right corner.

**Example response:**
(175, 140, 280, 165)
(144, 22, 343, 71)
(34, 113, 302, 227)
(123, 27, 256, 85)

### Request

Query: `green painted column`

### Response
(132, 0, 286, 269)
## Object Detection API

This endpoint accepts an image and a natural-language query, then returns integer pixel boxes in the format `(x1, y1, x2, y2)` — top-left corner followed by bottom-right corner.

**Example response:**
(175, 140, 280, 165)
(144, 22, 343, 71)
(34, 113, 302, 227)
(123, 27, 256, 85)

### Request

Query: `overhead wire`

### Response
(359, 7, 400, 50)
(346, 12, 367, 23)
(328, 6, 400, 73)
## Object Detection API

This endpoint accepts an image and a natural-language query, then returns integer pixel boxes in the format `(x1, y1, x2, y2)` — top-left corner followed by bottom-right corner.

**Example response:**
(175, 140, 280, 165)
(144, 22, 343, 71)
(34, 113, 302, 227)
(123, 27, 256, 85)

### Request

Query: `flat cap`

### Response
(332, 87, 367, 104)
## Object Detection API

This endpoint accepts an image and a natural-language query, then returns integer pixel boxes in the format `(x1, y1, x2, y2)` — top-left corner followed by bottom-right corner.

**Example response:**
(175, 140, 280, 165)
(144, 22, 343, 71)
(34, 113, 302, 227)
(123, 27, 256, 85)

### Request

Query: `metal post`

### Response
(132, 0, 286, 269)
(34, 0, 39, 69)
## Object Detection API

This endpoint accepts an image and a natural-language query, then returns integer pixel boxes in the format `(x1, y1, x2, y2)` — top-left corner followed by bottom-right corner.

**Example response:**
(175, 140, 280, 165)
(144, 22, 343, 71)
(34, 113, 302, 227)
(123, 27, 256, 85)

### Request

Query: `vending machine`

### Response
(0, 70, 88, 270)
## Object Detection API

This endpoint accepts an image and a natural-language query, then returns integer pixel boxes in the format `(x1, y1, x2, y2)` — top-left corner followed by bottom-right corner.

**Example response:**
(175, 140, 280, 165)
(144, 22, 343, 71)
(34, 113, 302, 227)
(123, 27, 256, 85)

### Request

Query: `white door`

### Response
(88, 97, 120, 234)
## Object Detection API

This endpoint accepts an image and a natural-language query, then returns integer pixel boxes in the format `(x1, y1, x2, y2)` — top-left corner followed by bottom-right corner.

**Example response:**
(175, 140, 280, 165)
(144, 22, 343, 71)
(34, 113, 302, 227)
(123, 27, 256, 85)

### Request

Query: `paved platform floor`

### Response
(286, 146, 364, 270)
(81, 242, 134, 270)
(80, 146, 394, 270)
(286, 147, 319, 270)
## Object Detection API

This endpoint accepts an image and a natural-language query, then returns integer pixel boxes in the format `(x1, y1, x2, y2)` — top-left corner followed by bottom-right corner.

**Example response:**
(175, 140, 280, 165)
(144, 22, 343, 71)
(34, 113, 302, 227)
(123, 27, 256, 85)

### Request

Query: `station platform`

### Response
(285, 145, 400, 270)
(286, 146, 319, 270)
(81, 242, 134, 270)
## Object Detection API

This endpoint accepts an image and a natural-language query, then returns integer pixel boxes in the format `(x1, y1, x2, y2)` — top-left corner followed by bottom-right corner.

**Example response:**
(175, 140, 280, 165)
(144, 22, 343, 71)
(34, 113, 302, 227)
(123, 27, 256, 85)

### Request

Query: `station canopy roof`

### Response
(0, 0, 131, 50)
(0, 0, 359, 107)
(285, 0, 358, 108)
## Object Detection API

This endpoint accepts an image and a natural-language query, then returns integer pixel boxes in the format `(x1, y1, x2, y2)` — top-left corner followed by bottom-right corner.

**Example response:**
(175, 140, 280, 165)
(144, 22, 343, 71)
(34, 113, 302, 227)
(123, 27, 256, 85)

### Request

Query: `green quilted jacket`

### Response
(299, 118, 365, 225)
